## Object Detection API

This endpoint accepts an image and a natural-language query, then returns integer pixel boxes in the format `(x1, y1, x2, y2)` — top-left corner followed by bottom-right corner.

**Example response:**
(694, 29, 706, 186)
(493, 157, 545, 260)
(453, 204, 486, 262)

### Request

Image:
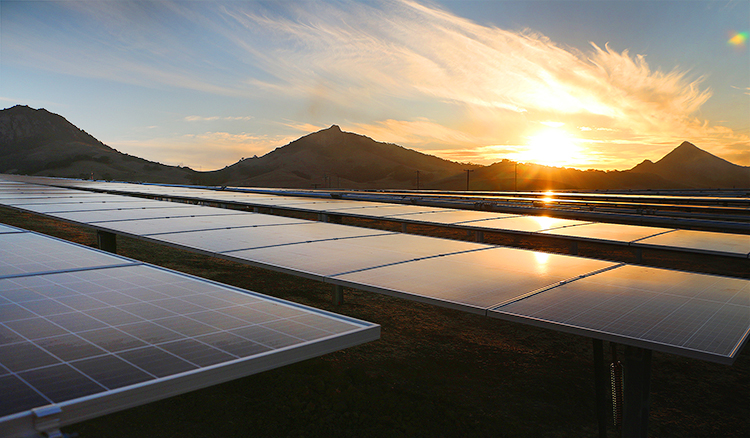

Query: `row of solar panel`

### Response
(1, 178, 747, 368)
(0, 223, 379, 437)
(8, 175, 746, 258)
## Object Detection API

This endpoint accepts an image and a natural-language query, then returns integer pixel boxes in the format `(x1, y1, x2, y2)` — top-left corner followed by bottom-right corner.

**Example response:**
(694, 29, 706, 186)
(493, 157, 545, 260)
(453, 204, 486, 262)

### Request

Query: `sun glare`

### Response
(521, 129, 582, 167)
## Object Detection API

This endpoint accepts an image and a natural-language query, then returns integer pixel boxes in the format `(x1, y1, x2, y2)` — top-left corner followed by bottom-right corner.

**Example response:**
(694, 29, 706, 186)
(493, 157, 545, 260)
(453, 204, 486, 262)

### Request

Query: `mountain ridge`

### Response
(1, 105, 747, 190)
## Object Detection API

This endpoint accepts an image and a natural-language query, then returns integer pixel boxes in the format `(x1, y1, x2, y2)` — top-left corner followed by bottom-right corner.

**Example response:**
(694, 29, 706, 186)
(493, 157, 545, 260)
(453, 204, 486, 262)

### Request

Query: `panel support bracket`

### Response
(622, 346, 652, 438)
(332, 285, 344, 306)
(33, 404, 64, 438)
(97, 230, 117, 253)
(592, 339, 608, 438)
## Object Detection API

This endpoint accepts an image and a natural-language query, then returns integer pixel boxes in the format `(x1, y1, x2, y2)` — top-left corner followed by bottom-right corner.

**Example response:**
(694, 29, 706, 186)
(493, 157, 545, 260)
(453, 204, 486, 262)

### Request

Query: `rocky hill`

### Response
(197, 125, 475, 188)
(630, 141, 749, 189)
(0, 105, 197, 183)
(2, 105, 747, 190)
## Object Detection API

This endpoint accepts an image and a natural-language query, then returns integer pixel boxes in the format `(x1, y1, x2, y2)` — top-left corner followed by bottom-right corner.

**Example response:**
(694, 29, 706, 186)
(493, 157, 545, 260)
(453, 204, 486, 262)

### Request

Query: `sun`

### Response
(521, 128, 581, 167)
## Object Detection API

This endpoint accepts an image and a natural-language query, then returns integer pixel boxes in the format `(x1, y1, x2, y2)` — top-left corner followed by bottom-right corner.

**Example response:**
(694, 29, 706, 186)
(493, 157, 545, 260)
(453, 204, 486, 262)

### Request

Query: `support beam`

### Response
(475, 230, 484, 243)
(593, 339, 608, 438)
(332, 285, 344, 306)
(622, 346, 652, 438)
(401, 223, 408, 233)
(97, 230, 117, 253)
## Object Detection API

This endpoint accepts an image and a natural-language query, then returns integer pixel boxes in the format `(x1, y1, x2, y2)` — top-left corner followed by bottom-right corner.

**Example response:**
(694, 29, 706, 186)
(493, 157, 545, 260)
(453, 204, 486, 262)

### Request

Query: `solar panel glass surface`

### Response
(541, 223, 676, 244)
(634, 230, 750, 257)
(490, 265, 750, 364)
(467, 216, 592, 233)
(96, 212, 310, 236)
(227, 233, 488, 278)
(0, 233, 136, 278)
(52, 206, 246, 223)
(333, 247, 616, 312)
(153, 222, 394, 253)
(391, 210, 519, 225)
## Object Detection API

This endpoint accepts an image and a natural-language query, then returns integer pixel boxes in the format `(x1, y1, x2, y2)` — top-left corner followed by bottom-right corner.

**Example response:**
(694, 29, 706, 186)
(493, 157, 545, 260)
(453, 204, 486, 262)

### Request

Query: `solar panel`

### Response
(0, 232, 379, 437)
(389, 210, 519, 225)
(633, 229, 750, 257)
(90, 212, 311, 236)
(332, 247, 616, 313)
(0, 232, 137, 279)
(52, 206, 248, 224)
(12, 200, 194, 215)
(490, 265, 750, 364)
(467, 216, 592, 233)
(153, 222, 394, 253)
(227, 233, 489, 279)
(541, 223, 675, 244)
(3, 195, 149, 206)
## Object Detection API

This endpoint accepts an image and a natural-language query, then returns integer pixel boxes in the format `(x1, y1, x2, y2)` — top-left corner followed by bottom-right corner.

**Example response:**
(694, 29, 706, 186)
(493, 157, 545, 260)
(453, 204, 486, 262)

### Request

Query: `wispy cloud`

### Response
(5, 0, 747, 168)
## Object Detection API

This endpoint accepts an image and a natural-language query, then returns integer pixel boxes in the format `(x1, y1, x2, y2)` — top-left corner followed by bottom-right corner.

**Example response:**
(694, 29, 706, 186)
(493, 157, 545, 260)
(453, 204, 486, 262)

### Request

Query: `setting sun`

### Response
(520, 128, 582, 167)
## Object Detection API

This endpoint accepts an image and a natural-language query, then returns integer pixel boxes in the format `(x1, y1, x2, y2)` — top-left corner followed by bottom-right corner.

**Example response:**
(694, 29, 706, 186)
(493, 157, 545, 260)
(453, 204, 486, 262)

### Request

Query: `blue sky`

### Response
(1, 0, 748, 171)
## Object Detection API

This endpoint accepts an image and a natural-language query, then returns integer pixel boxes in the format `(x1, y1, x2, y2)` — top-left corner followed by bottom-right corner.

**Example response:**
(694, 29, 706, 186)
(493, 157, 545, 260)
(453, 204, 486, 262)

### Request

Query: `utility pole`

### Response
(464, 169, 474, 191)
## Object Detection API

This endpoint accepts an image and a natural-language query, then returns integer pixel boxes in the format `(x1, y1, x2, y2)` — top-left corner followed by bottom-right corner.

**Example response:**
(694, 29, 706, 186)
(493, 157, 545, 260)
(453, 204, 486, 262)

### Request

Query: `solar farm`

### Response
(0, 175, 747, 438)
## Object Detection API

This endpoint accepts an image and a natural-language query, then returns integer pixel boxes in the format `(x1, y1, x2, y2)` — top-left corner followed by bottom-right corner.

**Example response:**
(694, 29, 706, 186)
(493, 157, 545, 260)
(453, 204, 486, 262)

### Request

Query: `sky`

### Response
(1, 0, 748, 171)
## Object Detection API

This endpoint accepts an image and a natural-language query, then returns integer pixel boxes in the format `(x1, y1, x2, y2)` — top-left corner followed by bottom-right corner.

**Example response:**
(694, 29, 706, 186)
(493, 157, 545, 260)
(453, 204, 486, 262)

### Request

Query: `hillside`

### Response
(2, 105, 747, 190)
(194, 125, 474, 189)
(0, 105, 197, 183)
(630, 141, 749, 189)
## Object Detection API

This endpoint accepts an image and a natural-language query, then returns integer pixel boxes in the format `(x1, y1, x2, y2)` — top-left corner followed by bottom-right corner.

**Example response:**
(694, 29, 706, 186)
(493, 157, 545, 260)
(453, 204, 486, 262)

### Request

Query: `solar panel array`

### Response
(1, 177, 748, 367)
(0, 224, 379, 437)
(12, 175, 747, 258)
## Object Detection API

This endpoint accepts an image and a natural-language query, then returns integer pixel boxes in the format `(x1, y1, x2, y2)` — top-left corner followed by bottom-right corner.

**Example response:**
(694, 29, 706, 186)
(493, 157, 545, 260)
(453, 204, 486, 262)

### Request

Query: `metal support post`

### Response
(97, 230, 117, 253)
(319, 213, 329, 222)
(633, 248, 643, 263)
(622, 346, 652, 438)
(593, 339, 608, 438)
(570, 241, 579, 255)
(401, 223, 408, 233)
(332, 285, 344, 306)
(475, 230, 484, 243)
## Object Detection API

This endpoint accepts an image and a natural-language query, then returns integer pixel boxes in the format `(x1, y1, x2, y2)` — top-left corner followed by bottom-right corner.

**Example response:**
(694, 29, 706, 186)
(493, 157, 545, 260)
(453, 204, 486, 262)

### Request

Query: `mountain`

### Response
(630, 141, 749, 189)
(195, 125, 475, 189)
(0, 105, 196, 183)
(2, 105, 747, 190)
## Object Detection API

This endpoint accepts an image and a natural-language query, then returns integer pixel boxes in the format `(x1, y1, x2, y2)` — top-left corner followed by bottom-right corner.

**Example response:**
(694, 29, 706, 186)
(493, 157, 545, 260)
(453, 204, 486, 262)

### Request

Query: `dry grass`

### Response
(0, 207, 747, 438)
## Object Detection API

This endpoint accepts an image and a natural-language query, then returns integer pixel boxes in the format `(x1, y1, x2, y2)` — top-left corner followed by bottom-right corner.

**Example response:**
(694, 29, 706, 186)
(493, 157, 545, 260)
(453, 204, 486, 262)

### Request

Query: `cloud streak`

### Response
(4, 0, 747, 168)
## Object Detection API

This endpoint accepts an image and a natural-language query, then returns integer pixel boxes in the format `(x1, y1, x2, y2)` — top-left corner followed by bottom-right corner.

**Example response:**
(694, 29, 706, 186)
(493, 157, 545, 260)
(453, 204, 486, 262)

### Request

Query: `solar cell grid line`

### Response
(0, 231, 379, 438)
(488, 264, 750, 365)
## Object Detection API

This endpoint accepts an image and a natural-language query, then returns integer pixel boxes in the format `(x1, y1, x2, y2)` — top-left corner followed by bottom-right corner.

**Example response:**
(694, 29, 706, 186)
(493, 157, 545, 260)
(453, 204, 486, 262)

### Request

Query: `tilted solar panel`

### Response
(633, 229, 750, 258)
(490, 264, 750, 364)
(0, 227, 379, 437)
(332, 247, 617, 313)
